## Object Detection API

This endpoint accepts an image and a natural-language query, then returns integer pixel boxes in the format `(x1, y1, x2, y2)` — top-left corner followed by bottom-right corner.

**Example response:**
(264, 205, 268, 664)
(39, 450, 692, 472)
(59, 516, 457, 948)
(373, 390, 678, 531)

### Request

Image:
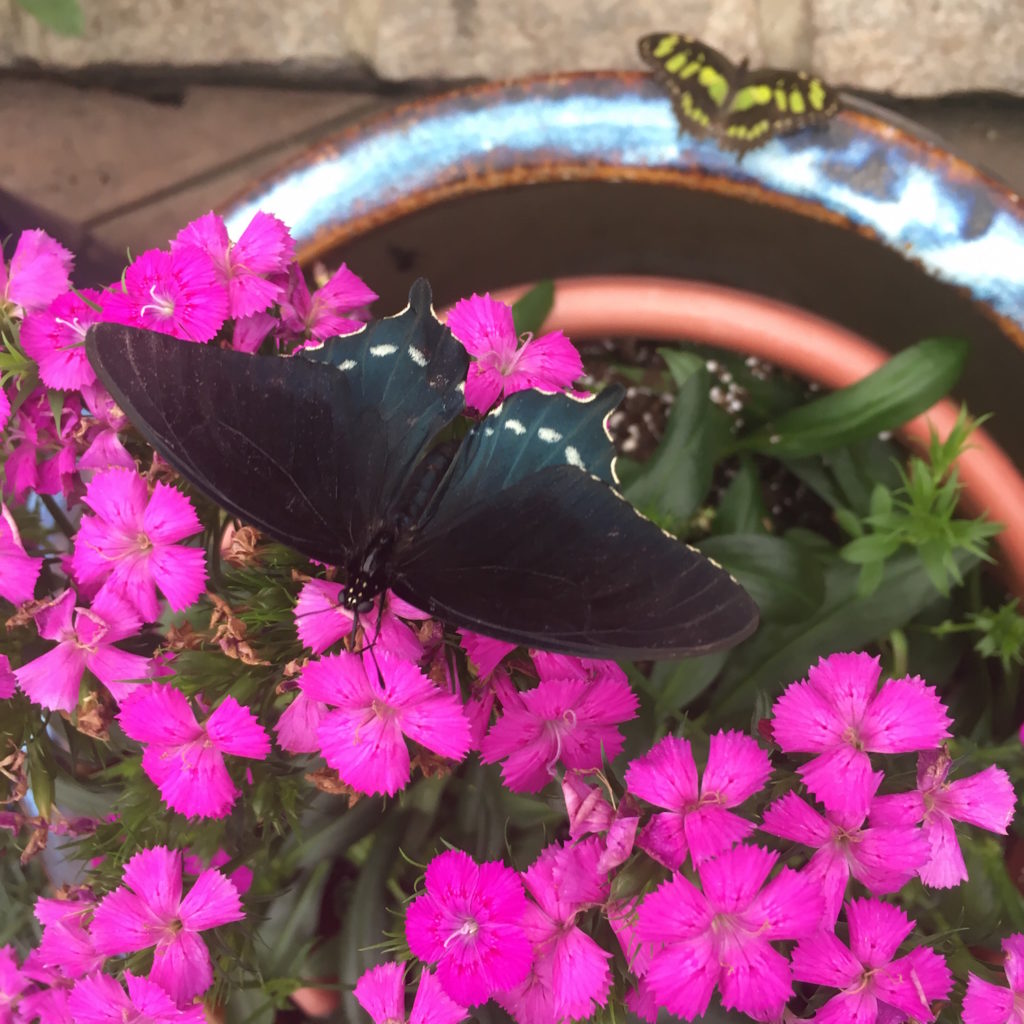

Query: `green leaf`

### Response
(623, 366, 729, 530)
(711, 458, 767, 535)
(15, 0, 85, 35)
(27, 740, 55, 819)
(709, 549, 979, 723)
(738, 338, 968, 458)
(510, 280, 554, 336)
(699, 533, 826, 623)
(648, 651, 729, 717)
(658, 348, 705, 388)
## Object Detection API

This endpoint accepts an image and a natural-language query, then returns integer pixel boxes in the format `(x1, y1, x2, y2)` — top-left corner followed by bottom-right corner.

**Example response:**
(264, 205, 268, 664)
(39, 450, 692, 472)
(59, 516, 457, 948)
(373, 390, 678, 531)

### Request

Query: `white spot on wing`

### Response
(538, 427, 562, 443)
(458, 381, 466, 394)
(337, 359, 357, 371)
(407, 346, 428, 366)
(484, 426, 495, 437)
(370, 344, 398, 357)
(565, 446, 584, 468)
(504, 419, 527, 435)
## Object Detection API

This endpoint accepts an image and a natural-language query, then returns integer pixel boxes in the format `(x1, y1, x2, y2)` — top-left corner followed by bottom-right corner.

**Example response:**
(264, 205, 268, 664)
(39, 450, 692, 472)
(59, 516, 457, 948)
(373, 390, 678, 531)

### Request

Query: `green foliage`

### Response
(15, 0, 84, 35)
(838, 408, 1002, 596)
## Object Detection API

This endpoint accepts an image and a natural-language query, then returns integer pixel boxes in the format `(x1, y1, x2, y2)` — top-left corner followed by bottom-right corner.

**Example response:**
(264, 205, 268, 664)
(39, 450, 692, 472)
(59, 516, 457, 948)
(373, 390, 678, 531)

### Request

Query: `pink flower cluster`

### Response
(345, 651, 1015, 1024)
(0, 846, 242, 1019)
(3, 219, 1021, 1024)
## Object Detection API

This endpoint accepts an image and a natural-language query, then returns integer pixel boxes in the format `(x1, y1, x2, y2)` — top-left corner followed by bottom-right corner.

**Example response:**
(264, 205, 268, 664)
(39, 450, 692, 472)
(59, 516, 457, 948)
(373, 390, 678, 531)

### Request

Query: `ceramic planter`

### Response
(221, 71, 1024, 597)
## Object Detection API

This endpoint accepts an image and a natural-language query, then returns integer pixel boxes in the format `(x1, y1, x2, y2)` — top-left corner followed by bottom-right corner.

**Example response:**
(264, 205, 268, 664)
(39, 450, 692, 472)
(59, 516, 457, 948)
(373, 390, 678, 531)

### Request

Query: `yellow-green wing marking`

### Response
(637, 33, 737, 137)
(639, 33, 840, 156)
(720, 67, 840, 155)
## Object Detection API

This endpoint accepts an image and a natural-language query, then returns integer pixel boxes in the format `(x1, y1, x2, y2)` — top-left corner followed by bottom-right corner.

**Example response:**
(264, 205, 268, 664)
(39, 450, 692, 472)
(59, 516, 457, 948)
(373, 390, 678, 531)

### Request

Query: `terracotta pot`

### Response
(222, 71, 1024, 471)
(487, 276, 1024, 600)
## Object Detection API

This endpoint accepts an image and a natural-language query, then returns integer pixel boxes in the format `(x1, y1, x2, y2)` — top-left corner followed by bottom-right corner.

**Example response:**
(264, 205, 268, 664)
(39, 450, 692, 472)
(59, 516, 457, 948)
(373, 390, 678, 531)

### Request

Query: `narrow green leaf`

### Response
(712, 458, 767, 536)
(658, 348, 705, 388)
(649, 651, 729, 716)
(738, 338, 968, 458)
(710, 549, 978, 723)
(623, 367, 729, 530)
(510, 280, 554, 336)
(699, 533, 826, 622)
(15, 0, 85, 36)
(27, 740, 55, 819)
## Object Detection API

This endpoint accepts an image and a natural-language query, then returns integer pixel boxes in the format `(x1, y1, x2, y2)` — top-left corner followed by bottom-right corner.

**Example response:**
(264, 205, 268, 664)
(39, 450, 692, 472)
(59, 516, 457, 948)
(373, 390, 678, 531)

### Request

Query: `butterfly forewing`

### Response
(638, 33, 736, 137)
(300, 279, 469, 547)
(85, 281, 468, 567)
(394, 464, 758, 658)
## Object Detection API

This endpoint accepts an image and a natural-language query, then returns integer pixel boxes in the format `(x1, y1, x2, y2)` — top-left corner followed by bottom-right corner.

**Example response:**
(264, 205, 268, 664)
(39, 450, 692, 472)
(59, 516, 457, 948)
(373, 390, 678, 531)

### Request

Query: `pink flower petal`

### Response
(761, 791, 831, 845)
(148, 544, 207, 612)
(86, 646, 151, 702)
(635, 873, 711, 943)
(702, 729, 772, 803)
(643, 936, 717, 1021)
(149, 927, 213, 1005)
(860, 675, 952, 753)
(625, 735, 698, 811)
(799, 745, 882, 818)
(637, 811, 689, 870)
(275, 691, 327, 753)
(717, 938, 793, 1021)
(0, 504, 42, 603)
(940, 766, 1015, 833)
(119, 684, 201, 745)
(122, 846, 183, 919)
(319, 706, 410, 796)
(918, 813, 968, 888)
(15, 641, 86, 712)
(684, 805, 756, 865)
(846, 898, 915, 966)
(144, 740, 238, 818)
(963, 973, 1015, 1024)
(751, 864, 826, 939)
(409, 968, 468, 1024)
(5, 229, 73, 311)
(354, 962, 405, 1022)
(143, 482, 202, 544)
(205, 696, 271, 760)
(791, 928, 862, 988)
(177, 868, 244, 931)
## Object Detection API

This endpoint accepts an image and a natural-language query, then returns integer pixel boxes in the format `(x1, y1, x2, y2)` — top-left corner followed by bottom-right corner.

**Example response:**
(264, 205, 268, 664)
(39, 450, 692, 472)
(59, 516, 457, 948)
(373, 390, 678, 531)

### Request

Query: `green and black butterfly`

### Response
(638, 32, 840, 156)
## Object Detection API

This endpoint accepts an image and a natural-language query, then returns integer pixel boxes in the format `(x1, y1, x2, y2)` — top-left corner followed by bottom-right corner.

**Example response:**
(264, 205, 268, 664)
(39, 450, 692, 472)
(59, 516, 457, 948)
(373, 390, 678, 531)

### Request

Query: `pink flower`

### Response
(354, 963, 466, 1024)
(771, 652, 951, 817)
(0, 503, 41, 604)
(20, 289, 104, 390)
(0, 655, 14, 700)
(792, 898, 951, 1022)
(71, 468, 207, 622)
(119, 683, 270, 818)
(479, 673, 638, 793)
(299, 650, 470, 796)
(78, 383, 134, 471)
(101, 247, 228, 342)
(497, 839, 611, 1024)
(275, 689, 328, 754)
(871, 748, 1016, 888)
(406, 849, 533, 1007)
(963, 933, 1024, 1024)
(14, 588, 150, 711)
(459, 629, 516, 677)
(446, 294, 583, 413)
(761, 780, 928, 925)
(0, 386, 9, 432)
(69, 971, 206, 1023)
(3, 387, 80, 503)
(173, 211, 294, 319)
(89, 845, 244, 1005)
(0, 229, 73, 314)
(232, 311, 277, 353)
(636, 844, 825, 1021)
(0, 944, 30, 1020)
(626, 731, 771, 870)
(278, 262, 377, 342)
(294, 578, 427, 659)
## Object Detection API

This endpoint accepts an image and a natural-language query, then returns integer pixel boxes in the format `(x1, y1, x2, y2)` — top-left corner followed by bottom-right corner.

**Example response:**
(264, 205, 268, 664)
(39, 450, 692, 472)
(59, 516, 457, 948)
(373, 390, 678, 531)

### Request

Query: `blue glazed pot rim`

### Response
(223, 70, 1024, 344)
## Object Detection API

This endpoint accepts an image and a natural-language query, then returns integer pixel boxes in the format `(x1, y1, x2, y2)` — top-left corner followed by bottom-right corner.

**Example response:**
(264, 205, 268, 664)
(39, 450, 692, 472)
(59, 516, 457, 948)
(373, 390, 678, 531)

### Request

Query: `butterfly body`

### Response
(638, 32, 840, 155)
(86, 280, 758, 659)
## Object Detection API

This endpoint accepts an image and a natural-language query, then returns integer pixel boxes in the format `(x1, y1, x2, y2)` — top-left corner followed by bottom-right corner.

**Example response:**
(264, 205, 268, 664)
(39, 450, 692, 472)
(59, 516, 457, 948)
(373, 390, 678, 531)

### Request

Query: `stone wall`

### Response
(3, 0, 1023, 97)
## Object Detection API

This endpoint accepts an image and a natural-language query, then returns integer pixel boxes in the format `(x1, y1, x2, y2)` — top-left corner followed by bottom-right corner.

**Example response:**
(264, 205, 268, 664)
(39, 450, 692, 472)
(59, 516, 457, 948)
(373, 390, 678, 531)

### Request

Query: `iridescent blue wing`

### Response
(85, 279, 468, 568)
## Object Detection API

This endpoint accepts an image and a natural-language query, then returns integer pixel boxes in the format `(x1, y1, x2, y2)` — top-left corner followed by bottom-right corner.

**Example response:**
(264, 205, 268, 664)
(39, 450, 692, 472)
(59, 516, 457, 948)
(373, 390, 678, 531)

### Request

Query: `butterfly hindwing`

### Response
(394, 463, 758, 658)
(721, 67, 840, 154)
(85, 281, 468, 567)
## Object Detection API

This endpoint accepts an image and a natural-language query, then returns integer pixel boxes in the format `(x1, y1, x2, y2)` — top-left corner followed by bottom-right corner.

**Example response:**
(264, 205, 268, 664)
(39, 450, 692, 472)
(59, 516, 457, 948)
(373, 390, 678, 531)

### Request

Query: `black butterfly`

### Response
(85, 280, 758, 659)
